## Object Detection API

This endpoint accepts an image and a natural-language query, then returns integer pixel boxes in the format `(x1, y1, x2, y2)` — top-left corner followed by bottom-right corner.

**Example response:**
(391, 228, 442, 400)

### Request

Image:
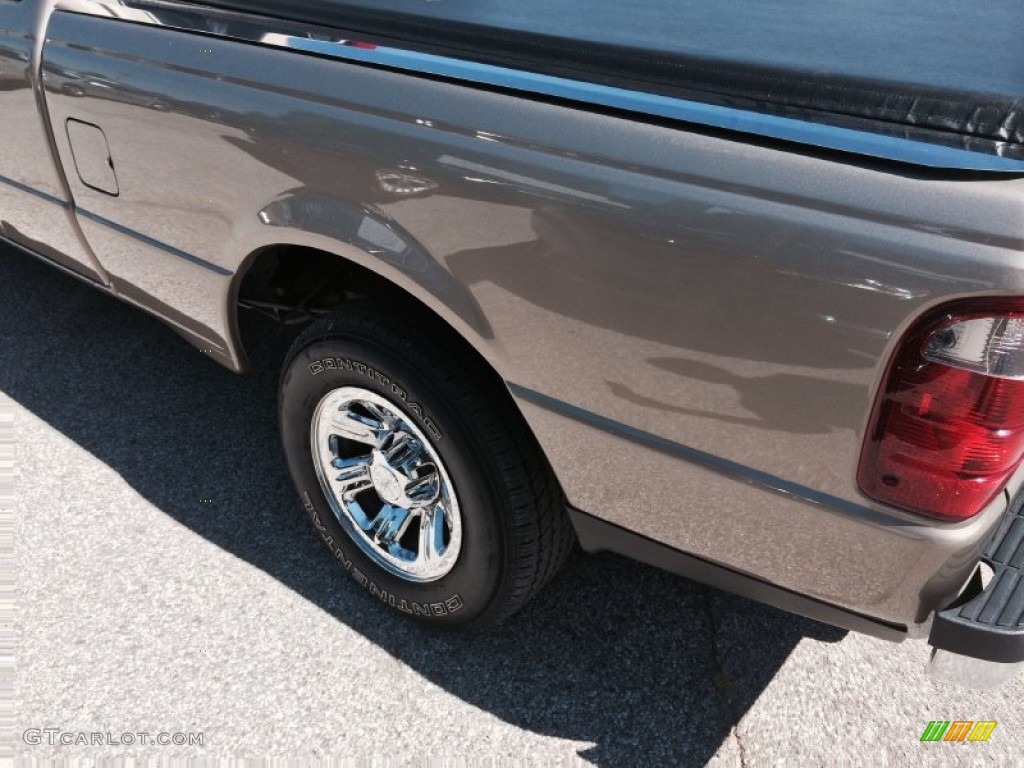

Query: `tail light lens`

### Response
(858, 300, 1024, 521)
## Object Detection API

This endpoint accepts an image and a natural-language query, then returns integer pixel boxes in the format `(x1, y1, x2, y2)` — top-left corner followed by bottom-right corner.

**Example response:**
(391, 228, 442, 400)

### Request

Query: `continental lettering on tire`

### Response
(301, 491, 463, 616)
(308, 357, 441, 440)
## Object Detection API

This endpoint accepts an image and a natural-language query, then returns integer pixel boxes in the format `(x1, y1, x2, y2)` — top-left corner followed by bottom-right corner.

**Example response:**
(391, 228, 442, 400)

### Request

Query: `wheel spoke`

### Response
(418, 503, 446, 563)
(332, 456, 373, 497)
(372, 503, 413, 549)
(382, 431, 418, 470)
(404, 465, 440, 507)
(361, 401, 394, 429)
(331, 409, 383, 446)
(345, 497, 376, 531)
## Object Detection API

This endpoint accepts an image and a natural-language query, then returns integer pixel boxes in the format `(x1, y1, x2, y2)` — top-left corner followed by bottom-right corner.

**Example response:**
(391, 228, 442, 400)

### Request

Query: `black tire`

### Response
(278, 304, 575, 628)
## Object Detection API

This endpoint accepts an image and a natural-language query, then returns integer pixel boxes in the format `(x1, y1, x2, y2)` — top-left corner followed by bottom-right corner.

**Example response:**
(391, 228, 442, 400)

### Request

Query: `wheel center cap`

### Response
(370, 452, 406, 505)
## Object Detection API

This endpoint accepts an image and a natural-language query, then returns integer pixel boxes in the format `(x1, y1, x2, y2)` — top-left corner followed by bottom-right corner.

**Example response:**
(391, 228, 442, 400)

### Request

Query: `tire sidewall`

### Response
(279, 330, 505, 626)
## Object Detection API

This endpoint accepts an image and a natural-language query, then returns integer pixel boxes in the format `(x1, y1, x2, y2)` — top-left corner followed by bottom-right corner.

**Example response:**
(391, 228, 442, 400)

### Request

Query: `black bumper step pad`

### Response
(930, 495, 1024, 662)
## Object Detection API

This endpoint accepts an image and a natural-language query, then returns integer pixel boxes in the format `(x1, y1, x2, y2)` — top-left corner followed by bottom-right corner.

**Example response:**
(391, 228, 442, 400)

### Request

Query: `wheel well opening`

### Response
(233, 245, 502, 387)
(236, 245, 395, 326)
(234, 245, 398, 366)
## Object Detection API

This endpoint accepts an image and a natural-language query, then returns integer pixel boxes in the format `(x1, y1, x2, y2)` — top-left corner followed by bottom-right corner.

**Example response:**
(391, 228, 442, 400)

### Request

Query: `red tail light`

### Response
(858, 300, 1024, 521)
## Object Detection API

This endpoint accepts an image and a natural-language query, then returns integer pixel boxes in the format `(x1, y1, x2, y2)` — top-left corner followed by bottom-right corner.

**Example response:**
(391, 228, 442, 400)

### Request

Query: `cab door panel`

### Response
(0, 0, 105, 280)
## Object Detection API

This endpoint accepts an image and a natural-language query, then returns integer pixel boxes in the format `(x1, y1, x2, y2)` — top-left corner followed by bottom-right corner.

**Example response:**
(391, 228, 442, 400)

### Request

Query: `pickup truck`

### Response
(3, 0, 1023, 688)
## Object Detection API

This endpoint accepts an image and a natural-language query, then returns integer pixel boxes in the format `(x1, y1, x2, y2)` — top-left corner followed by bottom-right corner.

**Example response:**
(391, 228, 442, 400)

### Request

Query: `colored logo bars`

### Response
(920, 721, 997, 742)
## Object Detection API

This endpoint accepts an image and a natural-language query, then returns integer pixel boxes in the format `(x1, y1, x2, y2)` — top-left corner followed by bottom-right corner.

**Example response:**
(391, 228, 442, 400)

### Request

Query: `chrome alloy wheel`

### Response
(310, 387, 462, 582)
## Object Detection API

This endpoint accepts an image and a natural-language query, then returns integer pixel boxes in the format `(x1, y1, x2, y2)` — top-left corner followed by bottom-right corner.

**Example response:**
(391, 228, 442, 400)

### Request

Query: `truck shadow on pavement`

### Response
(1, 246, 845, 766)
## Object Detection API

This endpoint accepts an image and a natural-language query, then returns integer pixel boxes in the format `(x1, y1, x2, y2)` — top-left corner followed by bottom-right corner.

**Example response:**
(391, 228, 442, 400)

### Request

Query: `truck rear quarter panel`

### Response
(38, 9, 1024, 629)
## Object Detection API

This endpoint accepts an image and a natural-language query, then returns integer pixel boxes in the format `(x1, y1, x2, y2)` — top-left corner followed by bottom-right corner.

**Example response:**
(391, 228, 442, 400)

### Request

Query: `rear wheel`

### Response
(278, 305, 575, 628)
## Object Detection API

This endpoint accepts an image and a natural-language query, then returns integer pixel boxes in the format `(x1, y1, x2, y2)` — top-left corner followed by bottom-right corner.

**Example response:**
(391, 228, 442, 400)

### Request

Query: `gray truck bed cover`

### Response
(184, 0, 1023, 154)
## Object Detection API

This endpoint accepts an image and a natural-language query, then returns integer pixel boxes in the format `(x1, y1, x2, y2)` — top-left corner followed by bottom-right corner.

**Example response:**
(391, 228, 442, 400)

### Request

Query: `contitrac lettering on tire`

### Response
(308, 358, 441, 440)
